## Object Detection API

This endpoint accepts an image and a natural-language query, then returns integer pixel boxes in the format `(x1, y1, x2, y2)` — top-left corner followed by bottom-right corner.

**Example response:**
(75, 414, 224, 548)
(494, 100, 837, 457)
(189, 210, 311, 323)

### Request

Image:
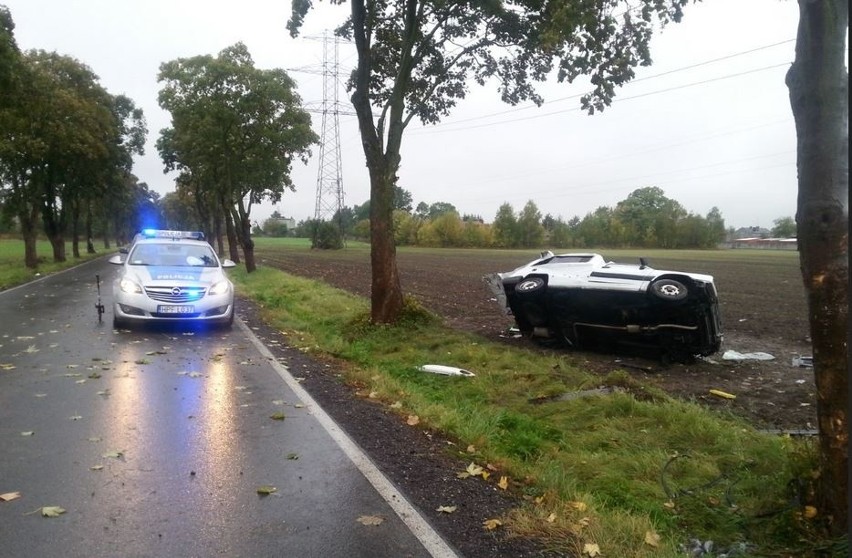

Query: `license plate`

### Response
(158, 305, 195, 314)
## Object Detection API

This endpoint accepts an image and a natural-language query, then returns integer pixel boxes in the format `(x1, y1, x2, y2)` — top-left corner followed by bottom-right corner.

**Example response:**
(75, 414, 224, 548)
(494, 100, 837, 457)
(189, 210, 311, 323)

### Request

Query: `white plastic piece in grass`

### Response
(417, 365, 475, 377)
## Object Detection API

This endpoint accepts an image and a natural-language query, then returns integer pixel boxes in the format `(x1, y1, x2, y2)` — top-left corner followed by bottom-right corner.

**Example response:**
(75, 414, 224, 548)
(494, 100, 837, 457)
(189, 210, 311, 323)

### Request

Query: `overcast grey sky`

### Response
(4, 0, 803, 229)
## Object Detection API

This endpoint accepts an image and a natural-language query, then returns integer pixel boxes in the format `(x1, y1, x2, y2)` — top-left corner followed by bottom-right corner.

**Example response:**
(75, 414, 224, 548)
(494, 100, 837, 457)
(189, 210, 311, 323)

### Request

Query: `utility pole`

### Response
(291, 32, 355, 232)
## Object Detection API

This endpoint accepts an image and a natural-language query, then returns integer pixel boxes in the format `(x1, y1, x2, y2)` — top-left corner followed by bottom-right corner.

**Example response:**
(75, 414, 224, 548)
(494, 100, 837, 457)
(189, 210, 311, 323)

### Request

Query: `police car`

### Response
(487, 252, 722, 361)
(108, 230, 236, 329)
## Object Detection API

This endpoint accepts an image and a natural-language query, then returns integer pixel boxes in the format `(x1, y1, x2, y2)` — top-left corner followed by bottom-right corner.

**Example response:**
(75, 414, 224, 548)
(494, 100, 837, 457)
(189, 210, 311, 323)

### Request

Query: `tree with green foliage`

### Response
(615, 186, 686, 248)
(770, 216, 796, 238)
(492, 203, 518, 248)
(517, 200, 545, 248)
(157, 43, 317, 272)
(289, 0, 691, 323)
(785, 0, 848, 532)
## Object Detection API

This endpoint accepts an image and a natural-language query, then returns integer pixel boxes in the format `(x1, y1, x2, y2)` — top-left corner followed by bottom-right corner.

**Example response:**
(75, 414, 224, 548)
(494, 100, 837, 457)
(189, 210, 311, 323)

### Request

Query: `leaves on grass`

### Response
(570, 501, 588, 512)
(498, 476, 509, 490)
(583, 542, 601, 556)
(546, 513, 557, 523)
(40, 506, 66, 518)
(256, 485, 277, 495)
(0, 492, 21, 502)
(803, 505, 818, 519)
(357, 515, 384, 526)
(644, 530, 661, 547)
(406, 415, 420, 426)
(270, 412, 286, 421)
(436, 505, 457, 513)
(466, 444, 476, 453)
(483, 518, 502, 530)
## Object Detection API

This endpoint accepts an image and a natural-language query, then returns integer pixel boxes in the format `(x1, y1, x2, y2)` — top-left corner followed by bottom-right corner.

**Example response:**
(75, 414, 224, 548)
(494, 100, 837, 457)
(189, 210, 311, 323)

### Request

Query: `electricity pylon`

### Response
(291, 32, 355, 226)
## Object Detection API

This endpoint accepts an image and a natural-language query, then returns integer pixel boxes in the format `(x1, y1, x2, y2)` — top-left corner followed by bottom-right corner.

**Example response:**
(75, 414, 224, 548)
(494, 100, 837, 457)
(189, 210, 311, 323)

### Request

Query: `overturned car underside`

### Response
(486, 252, 723, 362)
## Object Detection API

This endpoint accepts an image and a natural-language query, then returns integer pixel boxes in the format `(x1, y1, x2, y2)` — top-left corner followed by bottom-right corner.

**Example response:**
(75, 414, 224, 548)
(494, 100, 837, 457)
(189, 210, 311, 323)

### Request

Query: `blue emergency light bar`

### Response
(141, 229, 205, 241)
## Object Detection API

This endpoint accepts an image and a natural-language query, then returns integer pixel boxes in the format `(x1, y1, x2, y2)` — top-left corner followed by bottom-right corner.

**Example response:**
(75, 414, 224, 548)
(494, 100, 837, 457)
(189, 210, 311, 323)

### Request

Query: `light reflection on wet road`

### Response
(0, 258, 449, 558)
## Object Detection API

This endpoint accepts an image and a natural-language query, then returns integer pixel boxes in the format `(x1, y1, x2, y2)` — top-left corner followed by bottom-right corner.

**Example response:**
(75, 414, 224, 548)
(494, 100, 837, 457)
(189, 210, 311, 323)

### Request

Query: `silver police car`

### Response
(109, 230, 236, 329)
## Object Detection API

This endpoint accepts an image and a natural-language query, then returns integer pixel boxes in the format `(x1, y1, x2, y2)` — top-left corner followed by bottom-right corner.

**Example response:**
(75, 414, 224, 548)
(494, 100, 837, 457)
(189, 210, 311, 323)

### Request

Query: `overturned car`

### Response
(486, 252, 722, 361)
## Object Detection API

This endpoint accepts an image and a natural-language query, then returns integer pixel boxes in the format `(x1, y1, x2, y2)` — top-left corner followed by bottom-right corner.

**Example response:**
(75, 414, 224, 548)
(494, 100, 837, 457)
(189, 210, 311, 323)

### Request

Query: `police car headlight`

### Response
(209, 280, 231, 296)
(119, 278, 143, 294)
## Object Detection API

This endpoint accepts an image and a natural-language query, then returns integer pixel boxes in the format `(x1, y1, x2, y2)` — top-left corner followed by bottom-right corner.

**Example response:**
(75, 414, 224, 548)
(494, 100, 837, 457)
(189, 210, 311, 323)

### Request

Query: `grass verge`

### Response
(0, 239, 104, 290)
(232, 264, 834, 557)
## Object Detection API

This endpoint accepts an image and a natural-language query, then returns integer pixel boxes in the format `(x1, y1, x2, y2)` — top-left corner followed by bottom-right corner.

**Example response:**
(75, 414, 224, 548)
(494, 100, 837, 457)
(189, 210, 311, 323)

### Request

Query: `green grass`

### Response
(0, 239, 104, 290)
(230, 262, 830, 557)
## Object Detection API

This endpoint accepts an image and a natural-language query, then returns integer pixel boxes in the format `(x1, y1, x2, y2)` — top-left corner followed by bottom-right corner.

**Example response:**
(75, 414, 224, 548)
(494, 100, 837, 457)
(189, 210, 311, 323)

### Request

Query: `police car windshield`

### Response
(128, 243, 218, 267)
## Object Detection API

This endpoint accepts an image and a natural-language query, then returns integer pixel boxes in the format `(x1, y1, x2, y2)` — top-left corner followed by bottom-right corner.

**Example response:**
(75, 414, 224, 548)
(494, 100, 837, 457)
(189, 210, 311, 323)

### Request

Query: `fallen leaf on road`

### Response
(102, 450, 124, 459)
(0, 363, 15, 370)
(88, 437, 102, 443)
(188, 372, 202, 378)
(270, 412, 286, 421)
(0, 492, 21, 502)
(135, 359, 150, 365)
(436, 505, 457, 513)
(40, 506, 66, 518)
(20, 431, 33, 436)
(90, 465, 104, 471)
(88, 372, 101, 379)
(294, 403, 305, 409)
(357, 515, 384, 526)
(69, 415, 82, 421)
(34, 393, 46, 398)
(256, 485, 277, 495)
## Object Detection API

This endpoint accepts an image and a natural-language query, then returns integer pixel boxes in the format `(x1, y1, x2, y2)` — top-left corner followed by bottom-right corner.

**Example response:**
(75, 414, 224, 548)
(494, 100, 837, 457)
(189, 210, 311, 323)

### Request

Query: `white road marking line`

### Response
(237, 318, 461, 558)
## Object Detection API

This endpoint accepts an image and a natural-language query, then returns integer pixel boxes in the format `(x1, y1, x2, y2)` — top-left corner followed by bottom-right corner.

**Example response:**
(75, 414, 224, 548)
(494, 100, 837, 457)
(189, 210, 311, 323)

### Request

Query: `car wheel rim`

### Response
(658, 285, 681, 297)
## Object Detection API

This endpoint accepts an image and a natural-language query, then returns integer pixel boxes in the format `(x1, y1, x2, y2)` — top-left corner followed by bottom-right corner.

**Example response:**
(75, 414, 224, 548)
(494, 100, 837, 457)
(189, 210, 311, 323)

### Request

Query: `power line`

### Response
(413, 62, 791, 135)
(410, 39, 794, 133)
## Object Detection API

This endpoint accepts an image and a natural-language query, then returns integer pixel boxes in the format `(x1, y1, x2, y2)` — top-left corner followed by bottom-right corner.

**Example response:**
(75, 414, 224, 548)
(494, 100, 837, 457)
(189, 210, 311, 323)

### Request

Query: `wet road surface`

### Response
(0, 258, 454, 557)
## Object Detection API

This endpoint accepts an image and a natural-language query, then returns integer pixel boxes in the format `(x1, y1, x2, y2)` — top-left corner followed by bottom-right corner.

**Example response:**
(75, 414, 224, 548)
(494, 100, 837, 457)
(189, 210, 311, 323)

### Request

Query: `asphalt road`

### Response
(0, 257, 456, 558)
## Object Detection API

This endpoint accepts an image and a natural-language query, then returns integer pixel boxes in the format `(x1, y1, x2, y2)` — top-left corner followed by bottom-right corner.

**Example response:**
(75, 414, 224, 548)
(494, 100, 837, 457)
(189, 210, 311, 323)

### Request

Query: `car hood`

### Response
(124, 266, 225, 286)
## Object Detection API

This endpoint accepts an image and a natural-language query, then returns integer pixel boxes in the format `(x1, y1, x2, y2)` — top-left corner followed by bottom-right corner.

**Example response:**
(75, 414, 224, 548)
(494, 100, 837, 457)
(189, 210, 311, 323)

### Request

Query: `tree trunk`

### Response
(785, 0, 848, 535)
(239, 214, 256, 273)
(222, 198, 241, 264)
(367, 167, 404, 323)
(71, 200, 80, 259)
(86, 205, 96, 254)
(350, 0, 405, 324)
(19, 205, 39, 269)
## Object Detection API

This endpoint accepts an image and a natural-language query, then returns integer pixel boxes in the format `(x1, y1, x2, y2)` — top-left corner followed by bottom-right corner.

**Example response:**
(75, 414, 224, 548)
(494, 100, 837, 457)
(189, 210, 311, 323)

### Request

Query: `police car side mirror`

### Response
(108, 255, 124, 265)
(221, 259, 236, 269)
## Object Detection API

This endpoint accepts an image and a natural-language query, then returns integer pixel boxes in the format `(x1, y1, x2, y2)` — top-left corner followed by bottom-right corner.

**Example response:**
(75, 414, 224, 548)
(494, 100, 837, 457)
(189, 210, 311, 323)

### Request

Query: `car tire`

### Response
(515, 276, 546, 295)
(650, 279, 688, 302)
